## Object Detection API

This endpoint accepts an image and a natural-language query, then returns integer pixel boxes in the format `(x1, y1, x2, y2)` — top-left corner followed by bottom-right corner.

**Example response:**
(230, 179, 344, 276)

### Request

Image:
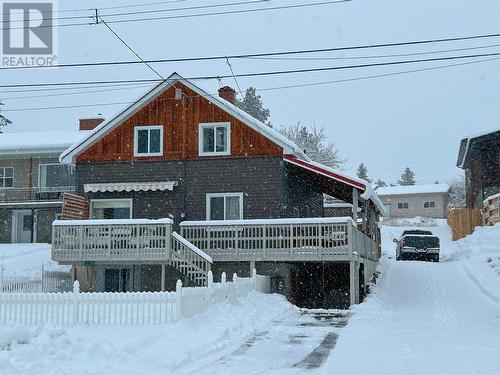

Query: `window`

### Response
(206, 193, 243, 220)
(199, 122, 230, 156)
(134, 125, 163, 156)
(0, 167, 13, 188)
(38, 164, 75, 189)
(397, 202, 409, 209)
(424, 201, 436, 208)
(90, 199, 133, 219)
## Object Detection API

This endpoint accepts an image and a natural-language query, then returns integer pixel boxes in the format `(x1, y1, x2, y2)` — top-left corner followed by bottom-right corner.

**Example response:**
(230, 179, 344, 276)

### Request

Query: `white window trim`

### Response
(38, 163, 75, 188)
(133, 125, 164, 157)
(206, 192, 243, 220)
(0, 166, 14, 189)
(198, 122, 231, 156)
(397, 202, 409, 209)
(89, 198, 133, 219)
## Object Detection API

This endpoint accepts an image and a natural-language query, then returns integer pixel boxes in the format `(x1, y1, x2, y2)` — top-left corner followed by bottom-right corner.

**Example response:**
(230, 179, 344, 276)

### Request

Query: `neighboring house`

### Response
(456, 128, 500, 209)
(0, 123, 96, 243)
(376, 184, 450, 219)
(52, 73, 385, 308)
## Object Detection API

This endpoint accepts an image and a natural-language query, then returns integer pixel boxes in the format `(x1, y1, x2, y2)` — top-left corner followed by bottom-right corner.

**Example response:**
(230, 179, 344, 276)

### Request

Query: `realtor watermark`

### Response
(1, 0, 58, 67)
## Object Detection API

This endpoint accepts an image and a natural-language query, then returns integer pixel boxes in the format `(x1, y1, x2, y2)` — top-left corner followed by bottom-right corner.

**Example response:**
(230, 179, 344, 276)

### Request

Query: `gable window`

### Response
(424, 201, 436, 208)
(39, 164, 75, 189)
(90, 199, 133, 219)
(134, 125, 163, 156)
(206, 193, 243, 220)
(199, 122, 230, 156)
(397, 202, 409, 209)
(0, 167, 13, 188)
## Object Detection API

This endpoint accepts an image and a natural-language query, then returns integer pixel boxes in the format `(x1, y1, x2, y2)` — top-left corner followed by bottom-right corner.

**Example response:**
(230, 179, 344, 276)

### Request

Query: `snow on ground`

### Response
(0, 243, 69, 275)
(324, 218, 500, 375)
(0, 292, 341, 375)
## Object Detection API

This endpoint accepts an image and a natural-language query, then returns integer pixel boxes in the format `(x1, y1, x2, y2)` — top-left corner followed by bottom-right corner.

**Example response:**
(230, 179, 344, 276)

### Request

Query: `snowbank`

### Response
(0, 292, 294, 375)
(443, 224, 500, 303)
(0, 244, 69, 275)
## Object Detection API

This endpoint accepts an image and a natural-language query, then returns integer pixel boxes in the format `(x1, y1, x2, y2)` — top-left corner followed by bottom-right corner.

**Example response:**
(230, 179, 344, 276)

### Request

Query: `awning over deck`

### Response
(283, 155, 385, 215)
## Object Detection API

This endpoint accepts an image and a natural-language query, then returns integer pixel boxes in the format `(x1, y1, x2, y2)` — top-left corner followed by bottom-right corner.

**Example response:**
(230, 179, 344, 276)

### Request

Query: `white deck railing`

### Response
(180, 217, 376, 261)
(51, 219, 173, 262)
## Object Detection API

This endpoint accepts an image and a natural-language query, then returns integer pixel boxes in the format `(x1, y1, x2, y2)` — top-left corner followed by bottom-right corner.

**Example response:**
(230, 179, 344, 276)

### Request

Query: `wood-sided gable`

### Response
(76, 81, 283, 163)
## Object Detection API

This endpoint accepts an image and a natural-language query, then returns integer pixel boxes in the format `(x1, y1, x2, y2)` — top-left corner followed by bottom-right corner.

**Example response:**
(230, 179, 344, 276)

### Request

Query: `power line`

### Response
(2, 32, 500, 71)
(0, 0, 189, 17)
(1, 0, 270, 24)
(98, 15, 164, 79)
(1, 51, 500, 89)
(0, 0, 350, 31)
(2, 56, 498, 112)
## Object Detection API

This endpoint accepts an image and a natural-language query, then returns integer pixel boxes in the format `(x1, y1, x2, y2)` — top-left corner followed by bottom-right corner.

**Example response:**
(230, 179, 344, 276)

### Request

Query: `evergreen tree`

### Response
(278, 122, 347, 169)
(398, 167, 416, 186)
(235, 87, 271, 126)
(0, 101, 11, 132)
(375, 179, 387, 187)
(356, 163, 371, 182)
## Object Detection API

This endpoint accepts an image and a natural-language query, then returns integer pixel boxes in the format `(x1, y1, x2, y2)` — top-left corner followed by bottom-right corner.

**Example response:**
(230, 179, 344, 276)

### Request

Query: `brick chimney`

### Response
(218, 86, 236, 104)
(79, 118, 105, 131)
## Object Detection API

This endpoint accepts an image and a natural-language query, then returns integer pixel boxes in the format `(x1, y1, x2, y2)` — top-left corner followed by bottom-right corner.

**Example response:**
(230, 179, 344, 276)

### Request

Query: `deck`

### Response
(51, 217, 377, 264)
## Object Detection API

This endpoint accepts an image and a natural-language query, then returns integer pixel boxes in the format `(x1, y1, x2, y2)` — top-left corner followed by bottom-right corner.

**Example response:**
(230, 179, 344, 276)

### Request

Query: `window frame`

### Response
(424, 201, 436, 209)
(38, 163, 75, 189)
(206, 192, 243, 220)
(0, 167, 14, 188)
(133, 125, 164, 157)
(198, 122, 231, 156)
(89, 198, 133, 219)
(397, 202, 409, 210)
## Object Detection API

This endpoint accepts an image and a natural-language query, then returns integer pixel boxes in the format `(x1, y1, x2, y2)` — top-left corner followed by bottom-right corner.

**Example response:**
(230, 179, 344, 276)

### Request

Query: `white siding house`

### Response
(375, 184, 450, 219)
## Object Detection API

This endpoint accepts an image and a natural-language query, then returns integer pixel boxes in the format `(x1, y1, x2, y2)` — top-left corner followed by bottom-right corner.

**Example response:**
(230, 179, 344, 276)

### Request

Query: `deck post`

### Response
(250, 261, 255, 276)
(350, 260, 360, 306)
(352, 188, 359, 221)
(161, 264, 166, 292)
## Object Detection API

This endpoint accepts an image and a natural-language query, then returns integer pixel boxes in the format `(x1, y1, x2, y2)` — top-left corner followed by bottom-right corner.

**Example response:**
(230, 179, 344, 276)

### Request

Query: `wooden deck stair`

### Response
(170, 231, 212, 287)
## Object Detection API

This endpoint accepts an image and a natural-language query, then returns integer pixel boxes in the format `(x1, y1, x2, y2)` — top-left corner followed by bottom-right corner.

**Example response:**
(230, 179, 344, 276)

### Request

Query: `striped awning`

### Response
(84, 181, 178, 193)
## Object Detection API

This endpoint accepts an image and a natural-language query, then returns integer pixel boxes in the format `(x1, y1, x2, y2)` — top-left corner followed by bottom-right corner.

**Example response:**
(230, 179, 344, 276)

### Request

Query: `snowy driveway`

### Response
(325, 258, 500, 375)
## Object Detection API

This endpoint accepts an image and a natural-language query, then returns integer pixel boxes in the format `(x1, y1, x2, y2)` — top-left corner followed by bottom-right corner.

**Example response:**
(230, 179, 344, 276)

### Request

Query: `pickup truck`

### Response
(393, 230, 440, 262)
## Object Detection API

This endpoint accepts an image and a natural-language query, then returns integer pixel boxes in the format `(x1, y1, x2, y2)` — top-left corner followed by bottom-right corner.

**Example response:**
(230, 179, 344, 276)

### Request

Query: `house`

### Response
(376, 183, 450, 219)
(456, 128, 500, 209)
(0, 122, 97, 243)
(52, 73, 385, 308)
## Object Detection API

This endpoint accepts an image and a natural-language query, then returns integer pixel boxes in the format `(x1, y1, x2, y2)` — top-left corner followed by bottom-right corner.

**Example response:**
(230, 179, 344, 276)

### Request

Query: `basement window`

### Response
(206, 193, 243, 220)
(134, 125, 163, 156)
(199, 122, 231, 156)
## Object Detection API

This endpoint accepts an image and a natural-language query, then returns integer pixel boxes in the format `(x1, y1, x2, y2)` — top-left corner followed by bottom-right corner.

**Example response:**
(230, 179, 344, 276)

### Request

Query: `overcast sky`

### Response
(1, 0, 499, 184)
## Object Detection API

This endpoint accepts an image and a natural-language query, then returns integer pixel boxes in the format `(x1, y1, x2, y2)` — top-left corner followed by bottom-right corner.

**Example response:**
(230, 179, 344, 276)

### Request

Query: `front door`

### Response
(12, 210, 33, 243)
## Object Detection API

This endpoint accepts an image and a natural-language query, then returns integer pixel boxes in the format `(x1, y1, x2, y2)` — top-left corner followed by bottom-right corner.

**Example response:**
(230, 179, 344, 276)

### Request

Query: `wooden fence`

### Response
(0, 270, 269, 326)
(447, 207, 483, 241)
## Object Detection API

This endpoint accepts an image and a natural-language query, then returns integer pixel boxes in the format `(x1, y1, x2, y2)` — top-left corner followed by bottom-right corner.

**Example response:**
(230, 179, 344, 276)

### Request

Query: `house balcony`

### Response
(0, 186, 75, 203)
(51, 217, 378, 264)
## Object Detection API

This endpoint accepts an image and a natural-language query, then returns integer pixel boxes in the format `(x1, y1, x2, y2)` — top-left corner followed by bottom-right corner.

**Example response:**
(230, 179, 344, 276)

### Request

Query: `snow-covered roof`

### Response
(0, 130, 90, 155)
(376, 183, 450, 196)
(59, 72, 309, 164)
(283, 155, 386, 215)
(457, 127, 500, 168)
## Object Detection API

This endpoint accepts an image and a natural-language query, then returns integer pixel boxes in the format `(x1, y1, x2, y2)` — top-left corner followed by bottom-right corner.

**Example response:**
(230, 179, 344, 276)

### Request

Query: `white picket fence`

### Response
(0, 264, 72, 293)
(0, 270, 270, 326)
